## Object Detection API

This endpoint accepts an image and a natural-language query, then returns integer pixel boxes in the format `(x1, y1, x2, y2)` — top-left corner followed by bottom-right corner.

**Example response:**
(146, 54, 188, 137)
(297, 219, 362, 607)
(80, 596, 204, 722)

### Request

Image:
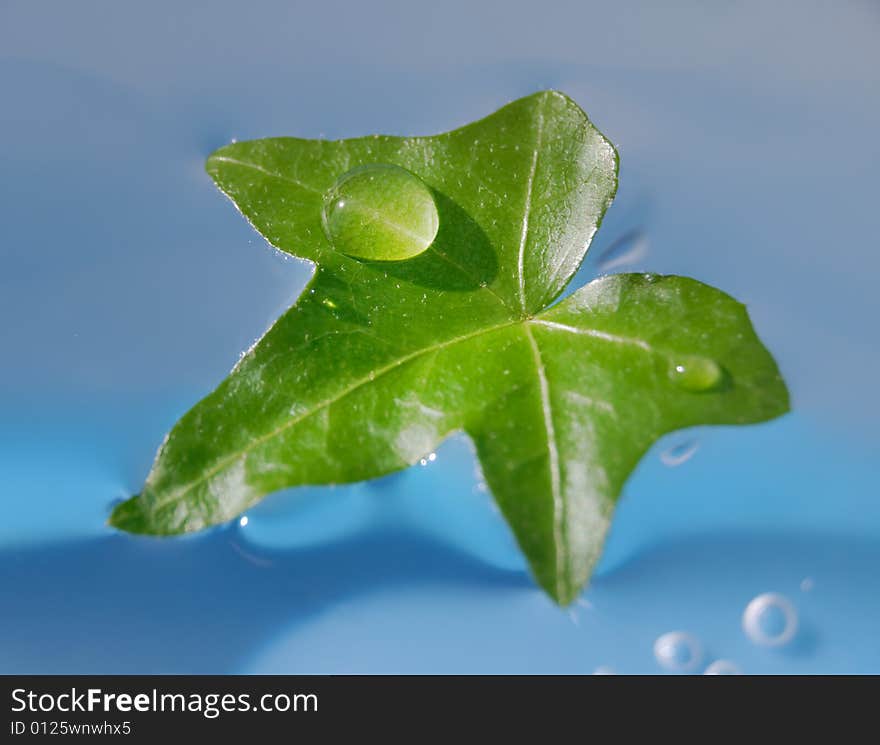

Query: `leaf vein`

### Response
(152, 319, 521, 512)
(529, 318, 652, 351)
(516, 98, 546, 314)
(210, 155, 323, 195)
(524, 323, 567, 601)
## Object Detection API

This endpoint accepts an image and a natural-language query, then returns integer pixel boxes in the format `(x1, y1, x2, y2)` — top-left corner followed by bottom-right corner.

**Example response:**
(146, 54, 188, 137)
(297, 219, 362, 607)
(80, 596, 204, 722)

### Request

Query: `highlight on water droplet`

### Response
(653, 631, 702, 672)
(239, 516, 249, 527)
(321, 163, 439, 261)
(668, 356, 723, 392)
(704, 659, 741, 675)
(660, 439, 699, 467)
(742, 592, 798, 647)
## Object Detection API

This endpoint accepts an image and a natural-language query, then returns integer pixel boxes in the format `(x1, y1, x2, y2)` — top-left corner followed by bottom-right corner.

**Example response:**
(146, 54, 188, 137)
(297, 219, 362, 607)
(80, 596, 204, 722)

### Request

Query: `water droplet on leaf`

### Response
(321, 163, 438, 261)
(668, 356, 723, 392)
(742, 593, 798, 647)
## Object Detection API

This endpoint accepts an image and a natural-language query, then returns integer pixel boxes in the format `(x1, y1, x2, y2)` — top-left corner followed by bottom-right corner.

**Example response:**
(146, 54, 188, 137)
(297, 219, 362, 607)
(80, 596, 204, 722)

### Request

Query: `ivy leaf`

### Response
(110, 91, 788, 605)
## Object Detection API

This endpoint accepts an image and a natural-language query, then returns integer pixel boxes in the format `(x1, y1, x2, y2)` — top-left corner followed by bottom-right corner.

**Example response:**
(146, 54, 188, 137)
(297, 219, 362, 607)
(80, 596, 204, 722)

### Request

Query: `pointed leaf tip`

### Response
(108, 495, 149, 534)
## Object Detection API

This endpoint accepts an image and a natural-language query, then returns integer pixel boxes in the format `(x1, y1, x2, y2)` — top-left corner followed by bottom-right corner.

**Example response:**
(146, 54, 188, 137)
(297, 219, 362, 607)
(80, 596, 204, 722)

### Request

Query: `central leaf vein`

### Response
(524, 323, 567, 600)
(516, 99, 546, 314)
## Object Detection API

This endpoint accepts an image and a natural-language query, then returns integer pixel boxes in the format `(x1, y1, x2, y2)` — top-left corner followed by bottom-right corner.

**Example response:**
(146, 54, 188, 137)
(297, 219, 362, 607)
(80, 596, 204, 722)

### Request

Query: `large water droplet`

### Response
(653, 631, 702, 672)
(742, 592, 798, 647)
(321, 163, 438, 261)
(668, 356, 723, 392)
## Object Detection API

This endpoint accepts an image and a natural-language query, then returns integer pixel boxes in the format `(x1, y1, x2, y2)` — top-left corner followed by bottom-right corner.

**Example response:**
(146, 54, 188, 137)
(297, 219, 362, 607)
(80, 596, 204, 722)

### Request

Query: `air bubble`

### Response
(653, 631, 702, 672)
(704, 660, 741, 675)
(742, 593, 798, 647)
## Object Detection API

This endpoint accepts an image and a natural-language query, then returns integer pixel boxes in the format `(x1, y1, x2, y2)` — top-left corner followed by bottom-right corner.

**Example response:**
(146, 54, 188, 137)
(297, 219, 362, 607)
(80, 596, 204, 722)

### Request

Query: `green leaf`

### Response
(111, 91, 788, 605)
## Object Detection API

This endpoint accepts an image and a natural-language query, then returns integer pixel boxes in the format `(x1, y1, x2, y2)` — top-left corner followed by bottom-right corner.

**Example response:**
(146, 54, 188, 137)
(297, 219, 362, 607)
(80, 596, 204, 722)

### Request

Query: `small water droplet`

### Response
(321, 163, 438, 261)
(668, 356, 723, 392)
(654, 631, 702, 672)
(660, 439, 699, 466)
(704, 660, 741, 675)
(742, 593, 798, 647)
(593, 666, 615, 675)
(800, 577, 814, 592)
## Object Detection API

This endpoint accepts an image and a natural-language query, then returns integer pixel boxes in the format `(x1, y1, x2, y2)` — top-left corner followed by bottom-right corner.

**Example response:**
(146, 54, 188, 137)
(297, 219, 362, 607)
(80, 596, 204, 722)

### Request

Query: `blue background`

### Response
(1, 0, 878, 673)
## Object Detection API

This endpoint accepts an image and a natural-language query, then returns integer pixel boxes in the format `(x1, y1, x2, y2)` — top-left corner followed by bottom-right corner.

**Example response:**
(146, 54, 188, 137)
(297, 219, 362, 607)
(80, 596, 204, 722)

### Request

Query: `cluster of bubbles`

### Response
(593, 590, 804, 675)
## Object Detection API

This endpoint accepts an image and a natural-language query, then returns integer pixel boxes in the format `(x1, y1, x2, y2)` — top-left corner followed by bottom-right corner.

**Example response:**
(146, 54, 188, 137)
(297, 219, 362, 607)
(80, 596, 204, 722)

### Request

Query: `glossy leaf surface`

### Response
(111, 92, 788, 604)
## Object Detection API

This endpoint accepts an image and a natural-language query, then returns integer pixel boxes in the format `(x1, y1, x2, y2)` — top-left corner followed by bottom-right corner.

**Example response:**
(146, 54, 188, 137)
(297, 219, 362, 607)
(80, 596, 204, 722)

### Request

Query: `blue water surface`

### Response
(1, 0, 878, 673)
